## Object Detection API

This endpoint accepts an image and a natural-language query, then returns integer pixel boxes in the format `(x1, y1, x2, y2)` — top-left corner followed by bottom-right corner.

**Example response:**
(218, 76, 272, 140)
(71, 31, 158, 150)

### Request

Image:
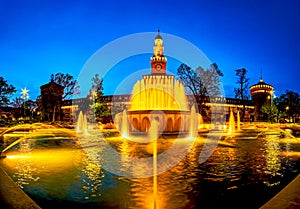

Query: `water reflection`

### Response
(1, 127, 300, 209)
(81, 161, 103, 199)
(263, 137, 281, 186)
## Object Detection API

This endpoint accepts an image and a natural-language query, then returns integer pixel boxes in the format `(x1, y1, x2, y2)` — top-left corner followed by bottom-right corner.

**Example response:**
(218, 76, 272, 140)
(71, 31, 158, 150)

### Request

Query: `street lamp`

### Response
(286, 106, 289, 122)
(21, 87, 30, 117)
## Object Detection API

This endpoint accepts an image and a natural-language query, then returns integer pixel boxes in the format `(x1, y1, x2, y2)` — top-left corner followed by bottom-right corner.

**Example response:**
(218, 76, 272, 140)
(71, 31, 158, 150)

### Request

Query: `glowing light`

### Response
(21, 87, 30, 99)
(121, 109, 129, 138)
(6, 155, 29, 159)
(228, 109, 235, 134)
(237, 111, 241, 131)
(129, 75, 188, 111)
(150, 120, 158, 209)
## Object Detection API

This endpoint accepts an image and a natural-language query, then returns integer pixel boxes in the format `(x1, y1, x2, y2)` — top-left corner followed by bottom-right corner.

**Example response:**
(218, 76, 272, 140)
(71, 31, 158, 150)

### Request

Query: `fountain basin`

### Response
(0, 124, 300, 208)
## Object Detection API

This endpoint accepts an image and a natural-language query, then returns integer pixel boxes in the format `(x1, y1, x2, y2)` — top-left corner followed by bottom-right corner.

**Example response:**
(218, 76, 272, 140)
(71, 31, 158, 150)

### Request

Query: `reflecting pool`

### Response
(1, 124, 300, 209)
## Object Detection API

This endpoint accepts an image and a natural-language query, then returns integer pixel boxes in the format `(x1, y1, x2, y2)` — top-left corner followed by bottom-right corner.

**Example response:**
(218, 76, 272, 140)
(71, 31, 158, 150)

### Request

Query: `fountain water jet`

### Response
(149, 120, 159, 209)
(189, 106, 198, 139)
(198, 113, 203, 129)
(237, 111, 241, 131)
(121, 109, 129, 138)
(76, 111, 88, 135)
(228, 109, 235, 134)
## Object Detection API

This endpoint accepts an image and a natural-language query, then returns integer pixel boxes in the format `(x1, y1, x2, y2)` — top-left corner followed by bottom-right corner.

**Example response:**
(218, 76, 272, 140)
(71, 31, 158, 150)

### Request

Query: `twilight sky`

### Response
(1, 0, 300, 100)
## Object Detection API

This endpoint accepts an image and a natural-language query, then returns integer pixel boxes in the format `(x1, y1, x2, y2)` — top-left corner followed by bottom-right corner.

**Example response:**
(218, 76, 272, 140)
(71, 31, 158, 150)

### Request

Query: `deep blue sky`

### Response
(1, 0, 300, 100)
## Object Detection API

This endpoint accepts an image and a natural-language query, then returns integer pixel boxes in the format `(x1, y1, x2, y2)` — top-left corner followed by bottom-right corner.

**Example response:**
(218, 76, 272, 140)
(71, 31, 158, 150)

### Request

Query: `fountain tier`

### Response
(115, 74, 194, 133)
(130, 75, 188, 111)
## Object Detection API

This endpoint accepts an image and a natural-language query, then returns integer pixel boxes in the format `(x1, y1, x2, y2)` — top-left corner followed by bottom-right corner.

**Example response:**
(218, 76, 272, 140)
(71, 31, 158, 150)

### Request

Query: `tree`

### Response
(88, 74, 110, 122)
(0, 76, 16, 107)
(177, 63, 223, 97)
(50, 73, 80, 99)
(177, 63, 224, 117)
(234, 68, 250, 100)
(261, 103, 278, 123)
(234, 68, 250, 121)
(274, 90, 300, 123)
(90, 73, 104, 101)
(26, 100, 38, 119)
(11, 97, 23, 120)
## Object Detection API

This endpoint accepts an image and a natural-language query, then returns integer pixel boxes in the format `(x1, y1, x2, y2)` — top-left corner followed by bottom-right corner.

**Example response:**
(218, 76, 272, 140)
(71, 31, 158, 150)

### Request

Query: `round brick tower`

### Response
(250, 76, 274, 121)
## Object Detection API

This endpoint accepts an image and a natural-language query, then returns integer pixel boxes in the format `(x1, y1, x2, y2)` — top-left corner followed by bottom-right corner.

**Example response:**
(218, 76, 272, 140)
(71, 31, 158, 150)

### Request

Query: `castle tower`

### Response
(150, 30, 167, 74)
(250, 75, 274, 121)
(40, 80, 64, 121)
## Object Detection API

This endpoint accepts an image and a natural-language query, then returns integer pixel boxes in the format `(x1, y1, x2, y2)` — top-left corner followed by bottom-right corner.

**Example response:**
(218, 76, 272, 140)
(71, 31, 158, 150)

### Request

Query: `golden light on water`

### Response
(153, 138, 157, 209)
(6, 155, 29, 159)
(2, 149, 83, 173)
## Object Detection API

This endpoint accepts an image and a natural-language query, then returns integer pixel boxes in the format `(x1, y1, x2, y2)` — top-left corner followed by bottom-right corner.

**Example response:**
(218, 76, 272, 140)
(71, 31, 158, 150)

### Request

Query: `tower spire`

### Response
(260, 68, 263, 82)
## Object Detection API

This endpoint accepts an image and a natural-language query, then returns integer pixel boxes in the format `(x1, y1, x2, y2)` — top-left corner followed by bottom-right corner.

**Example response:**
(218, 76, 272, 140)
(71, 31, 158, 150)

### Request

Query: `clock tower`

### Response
(150, 30, 167, 74)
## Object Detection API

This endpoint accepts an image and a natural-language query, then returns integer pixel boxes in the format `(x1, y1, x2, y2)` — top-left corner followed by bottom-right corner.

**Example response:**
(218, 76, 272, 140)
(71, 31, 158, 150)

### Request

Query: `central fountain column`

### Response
(149, 120, 159, 209)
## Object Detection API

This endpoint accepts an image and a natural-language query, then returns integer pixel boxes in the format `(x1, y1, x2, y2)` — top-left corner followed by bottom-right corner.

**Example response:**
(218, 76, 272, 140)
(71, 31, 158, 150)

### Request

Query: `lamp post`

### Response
(286, 106, 289, 122)
(21, 87, 29, 118)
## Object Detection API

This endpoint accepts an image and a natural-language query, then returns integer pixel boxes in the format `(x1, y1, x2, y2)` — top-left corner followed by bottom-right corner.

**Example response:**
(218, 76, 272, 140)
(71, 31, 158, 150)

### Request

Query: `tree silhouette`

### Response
(0, 76, 16, 107)
(177, 63, 224, 117)
(274, 90, 300, 123)
(234, 68, 250, 121)
(50, 73, 80, 99)
(234, 68, 250, 100)
(177, 63, 223, 97)
(11, 97, 23, 119)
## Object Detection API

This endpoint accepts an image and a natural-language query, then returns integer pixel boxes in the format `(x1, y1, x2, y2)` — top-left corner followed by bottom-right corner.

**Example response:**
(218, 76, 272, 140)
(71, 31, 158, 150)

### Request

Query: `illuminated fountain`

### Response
(115, 31, 194, 136)
(121, 109, 129, 138)
(149, 120, 159, 209)
(189, 106, 198, 139)
(237, 110, 241, 131)
(76, 111, 88, 135)
(2, 33, 300, 209)
(113, 31, 199, 209)
(198, 114, 204, 129)
(228, 109, 235, 134)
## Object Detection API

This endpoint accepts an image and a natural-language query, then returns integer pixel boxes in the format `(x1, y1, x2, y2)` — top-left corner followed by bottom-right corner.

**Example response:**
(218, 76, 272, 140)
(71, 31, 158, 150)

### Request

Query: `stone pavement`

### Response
(0, 165, 41, 209)
(260, 174, 300, 209)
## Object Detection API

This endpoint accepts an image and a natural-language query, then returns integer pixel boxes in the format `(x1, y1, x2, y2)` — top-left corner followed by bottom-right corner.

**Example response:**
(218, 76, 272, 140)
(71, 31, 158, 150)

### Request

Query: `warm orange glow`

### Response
(6, 155, 29, 159)
(228, 109, 235, 134)
(129, 76, 188, 111)
(2, 148, 86, 185)
(237, 111, 241, 131)
(153, 138, 157, 209)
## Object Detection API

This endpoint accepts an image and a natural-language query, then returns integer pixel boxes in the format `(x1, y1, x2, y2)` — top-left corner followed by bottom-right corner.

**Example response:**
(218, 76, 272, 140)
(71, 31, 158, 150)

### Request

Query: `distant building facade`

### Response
(45, 33, 276, 124)
(60, 94, 255, 123)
